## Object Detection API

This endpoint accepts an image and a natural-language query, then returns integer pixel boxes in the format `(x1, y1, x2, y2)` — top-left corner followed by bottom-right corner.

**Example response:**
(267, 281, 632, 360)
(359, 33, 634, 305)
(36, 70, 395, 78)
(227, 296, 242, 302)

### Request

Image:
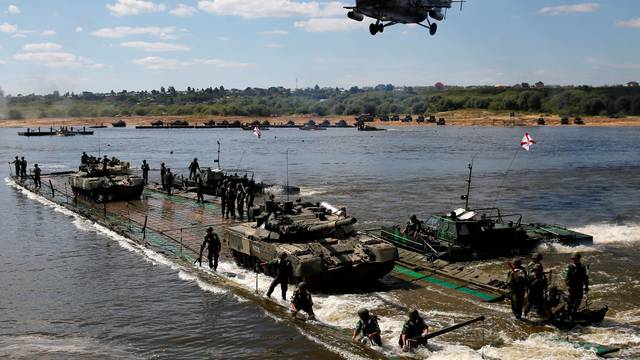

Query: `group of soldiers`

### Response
(352, 307, 431, 352)
(507, 252, 589, 320)
(10, 156, 41, 188)
(216, 179, 255, 220)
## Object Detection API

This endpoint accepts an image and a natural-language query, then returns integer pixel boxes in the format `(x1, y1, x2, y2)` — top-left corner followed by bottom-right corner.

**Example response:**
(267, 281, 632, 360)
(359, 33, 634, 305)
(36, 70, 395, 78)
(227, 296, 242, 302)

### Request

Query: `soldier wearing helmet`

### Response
(399, 309, 429, 351)
(265, 252, 293, 300)
(352, 308, 382, 346)
(291, 282, 315, 320)
(564, 252, 589, 315)
(507, 258, 528, 319)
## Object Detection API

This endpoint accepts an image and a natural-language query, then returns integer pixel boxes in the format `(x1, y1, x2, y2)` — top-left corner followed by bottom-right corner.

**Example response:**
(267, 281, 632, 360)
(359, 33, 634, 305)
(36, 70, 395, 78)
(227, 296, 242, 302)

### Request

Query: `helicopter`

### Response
(345, 0, 464, 36)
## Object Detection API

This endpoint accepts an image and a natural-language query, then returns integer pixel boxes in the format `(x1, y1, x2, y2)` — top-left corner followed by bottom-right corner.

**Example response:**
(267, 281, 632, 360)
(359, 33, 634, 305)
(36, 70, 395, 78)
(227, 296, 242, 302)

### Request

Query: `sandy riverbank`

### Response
(2, 111, 639, 128)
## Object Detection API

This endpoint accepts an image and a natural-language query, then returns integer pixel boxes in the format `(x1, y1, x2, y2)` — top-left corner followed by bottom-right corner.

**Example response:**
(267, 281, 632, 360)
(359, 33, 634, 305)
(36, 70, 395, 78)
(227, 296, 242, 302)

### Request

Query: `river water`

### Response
(1, 125, 639, 359)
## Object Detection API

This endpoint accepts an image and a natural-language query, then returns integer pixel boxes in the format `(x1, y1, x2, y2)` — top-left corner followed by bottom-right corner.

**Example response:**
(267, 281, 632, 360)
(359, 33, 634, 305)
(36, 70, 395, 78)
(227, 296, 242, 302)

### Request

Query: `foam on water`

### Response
(573, 223, 640, 245)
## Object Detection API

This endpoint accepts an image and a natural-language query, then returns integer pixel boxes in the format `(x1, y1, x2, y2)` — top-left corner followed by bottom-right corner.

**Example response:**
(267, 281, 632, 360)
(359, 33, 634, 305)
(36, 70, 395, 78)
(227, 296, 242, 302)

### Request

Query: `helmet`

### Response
(531, 263, 543, 273)
(358, 308, 370, 318)
(571, 252, 582, 260)
(298, 282, 307, 290)
(531, 253, 542, 261)
(206, 227, 213, 232)
(512, 258, 522, 266)
(410, 214, 418, 221)
(279, 252, 288, 259)
(408, 309, 419, 320)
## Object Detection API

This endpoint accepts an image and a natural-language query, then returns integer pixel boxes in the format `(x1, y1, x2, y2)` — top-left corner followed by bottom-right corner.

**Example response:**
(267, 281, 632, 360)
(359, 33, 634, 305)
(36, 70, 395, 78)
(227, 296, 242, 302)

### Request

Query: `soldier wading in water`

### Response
(507, 258, 528, 320)
(352, 308, 382, 346)
(197, 227, 221, 271)
(290, 282, 315, 320)
(264, 252, 293, 300)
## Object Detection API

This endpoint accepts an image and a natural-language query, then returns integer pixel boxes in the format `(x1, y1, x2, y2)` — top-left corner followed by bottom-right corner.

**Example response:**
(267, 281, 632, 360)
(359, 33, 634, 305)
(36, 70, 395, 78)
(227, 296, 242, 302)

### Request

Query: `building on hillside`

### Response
(434, 82, 446, 90)
(628, 81, 639, 87)
(535, 81, 545, 88)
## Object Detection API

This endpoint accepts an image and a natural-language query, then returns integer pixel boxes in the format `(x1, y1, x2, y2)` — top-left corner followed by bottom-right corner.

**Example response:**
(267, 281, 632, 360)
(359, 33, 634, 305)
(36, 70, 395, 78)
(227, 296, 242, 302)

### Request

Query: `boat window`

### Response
(425, 217, 439, 229)
(458, 223, 471, 236)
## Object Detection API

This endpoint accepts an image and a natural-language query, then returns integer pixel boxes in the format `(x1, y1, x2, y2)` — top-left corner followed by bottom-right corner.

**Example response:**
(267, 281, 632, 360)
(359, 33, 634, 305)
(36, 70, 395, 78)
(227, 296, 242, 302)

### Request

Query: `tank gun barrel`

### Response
(306, 217, 356, 233)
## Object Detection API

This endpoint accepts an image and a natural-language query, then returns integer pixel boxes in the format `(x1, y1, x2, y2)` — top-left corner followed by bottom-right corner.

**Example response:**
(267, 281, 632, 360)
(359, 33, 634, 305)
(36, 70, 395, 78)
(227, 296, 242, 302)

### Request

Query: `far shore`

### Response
(2, 112, 640, 129)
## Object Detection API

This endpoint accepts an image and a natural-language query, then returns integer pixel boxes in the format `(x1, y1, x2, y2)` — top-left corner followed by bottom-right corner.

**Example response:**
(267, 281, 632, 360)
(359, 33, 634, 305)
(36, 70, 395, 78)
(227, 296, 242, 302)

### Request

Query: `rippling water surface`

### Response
(1, 126, 639, 359)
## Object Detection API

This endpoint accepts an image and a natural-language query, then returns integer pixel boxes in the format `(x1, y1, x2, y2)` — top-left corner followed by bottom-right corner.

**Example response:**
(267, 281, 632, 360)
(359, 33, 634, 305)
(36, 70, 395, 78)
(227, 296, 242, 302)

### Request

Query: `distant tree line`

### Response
(2, 84, 640, 120)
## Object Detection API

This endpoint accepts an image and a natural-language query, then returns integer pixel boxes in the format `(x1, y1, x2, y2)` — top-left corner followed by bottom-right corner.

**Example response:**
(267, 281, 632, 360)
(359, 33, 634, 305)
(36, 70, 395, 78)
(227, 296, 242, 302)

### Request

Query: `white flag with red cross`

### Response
(521, 132, 536, 151)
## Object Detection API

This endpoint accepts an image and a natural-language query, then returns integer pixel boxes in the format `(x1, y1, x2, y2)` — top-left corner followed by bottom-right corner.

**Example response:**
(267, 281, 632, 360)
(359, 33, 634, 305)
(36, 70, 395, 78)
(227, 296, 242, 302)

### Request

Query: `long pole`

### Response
(286, 149, 290, 202)
(464, 162, 473, 210)
(216, 140, 221, 169)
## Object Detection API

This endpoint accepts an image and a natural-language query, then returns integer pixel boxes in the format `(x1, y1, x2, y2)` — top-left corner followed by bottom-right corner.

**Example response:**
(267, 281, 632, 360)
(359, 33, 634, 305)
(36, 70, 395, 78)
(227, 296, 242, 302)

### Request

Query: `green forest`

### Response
(2, 84, 640, 120)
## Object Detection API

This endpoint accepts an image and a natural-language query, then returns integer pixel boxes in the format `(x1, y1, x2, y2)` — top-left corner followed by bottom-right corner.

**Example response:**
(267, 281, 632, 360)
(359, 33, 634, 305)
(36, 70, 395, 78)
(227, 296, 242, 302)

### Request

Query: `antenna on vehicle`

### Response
(461, 160, 473, 210)
(215, 140, 220, 169)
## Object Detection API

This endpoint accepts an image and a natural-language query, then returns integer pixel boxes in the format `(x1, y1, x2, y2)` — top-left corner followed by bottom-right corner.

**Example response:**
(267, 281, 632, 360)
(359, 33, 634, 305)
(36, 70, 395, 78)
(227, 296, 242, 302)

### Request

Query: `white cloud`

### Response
(23, 42, 63, 51)
(616, 18, 640, 29)
(119, 41, 191, 52)
(75, 27, 84, 33)
(538, 3, 599, 16)
(107, 0, 167, 16)
(7, 5, 20, 15)
(41, 30, 57, 36)
(294, 18, 364, 32)
(261, 29, 288, 35)
(14, 51, 104, 68)
(197, 0, 344, 19)
(169, 4, 197, 17)
(0, 22, 18, 33)
(133, 56, 252, 69)
(264, 43, 283, 48)
(91, 26, 177, 39)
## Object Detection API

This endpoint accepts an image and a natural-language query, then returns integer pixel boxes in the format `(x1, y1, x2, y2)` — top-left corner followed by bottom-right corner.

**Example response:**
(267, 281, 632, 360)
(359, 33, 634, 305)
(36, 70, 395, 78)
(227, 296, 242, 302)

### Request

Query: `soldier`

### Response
(399, 309, 429, 352)
(352, 308, 382, 346)
(197, 227, 221, 270)
(507, 258, 528, 319)
(160, 162, 167, 190)
(33, 164, 42, 188)
(403, 214, 422, 238)
(195, 172, 204, 203)
(218, 184, 227, 217)
(188, 158, 200, 180)
(265, 252, 293, 300)
(10, 156, 20, 177)
(236, 186, 245, 220)
(525, 263, 547, 316)
(226, 184, 236, 219)
(20, 157, 27, 179)
(528, 253, 545, 276)
(102, 155, 109, 173)
(165, 168, 174, 195)
(81, 152, 89, 164)
(141, 160, 150, 185)
(564, 252, 589, 316)
(291, 282, 315, 320)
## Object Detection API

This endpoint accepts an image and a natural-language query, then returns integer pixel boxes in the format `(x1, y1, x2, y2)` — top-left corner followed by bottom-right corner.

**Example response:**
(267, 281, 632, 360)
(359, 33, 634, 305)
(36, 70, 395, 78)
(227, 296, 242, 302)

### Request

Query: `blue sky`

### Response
(0, 0, 639, 94)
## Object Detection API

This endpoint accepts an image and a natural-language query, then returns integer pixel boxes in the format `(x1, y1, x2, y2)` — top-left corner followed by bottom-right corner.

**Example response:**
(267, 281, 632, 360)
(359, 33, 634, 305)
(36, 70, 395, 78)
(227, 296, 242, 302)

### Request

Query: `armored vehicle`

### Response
(224, 201, 398, 287)
(69, 157, 144, 202)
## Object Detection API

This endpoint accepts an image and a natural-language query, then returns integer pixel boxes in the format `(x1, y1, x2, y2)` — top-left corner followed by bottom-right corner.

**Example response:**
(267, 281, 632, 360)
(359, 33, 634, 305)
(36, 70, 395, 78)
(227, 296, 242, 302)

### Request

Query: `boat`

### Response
(377, 163, 592, 261)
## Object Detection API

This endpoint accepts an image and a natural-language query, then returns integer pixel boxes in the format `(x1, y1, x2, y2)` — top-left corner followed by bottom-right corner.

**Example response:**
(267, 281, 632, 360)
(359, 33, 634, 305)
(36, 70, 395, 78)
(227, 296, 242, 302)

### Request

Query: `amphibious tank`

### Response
(224, 201, 398, 288)
(69, 156, 144, 202)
